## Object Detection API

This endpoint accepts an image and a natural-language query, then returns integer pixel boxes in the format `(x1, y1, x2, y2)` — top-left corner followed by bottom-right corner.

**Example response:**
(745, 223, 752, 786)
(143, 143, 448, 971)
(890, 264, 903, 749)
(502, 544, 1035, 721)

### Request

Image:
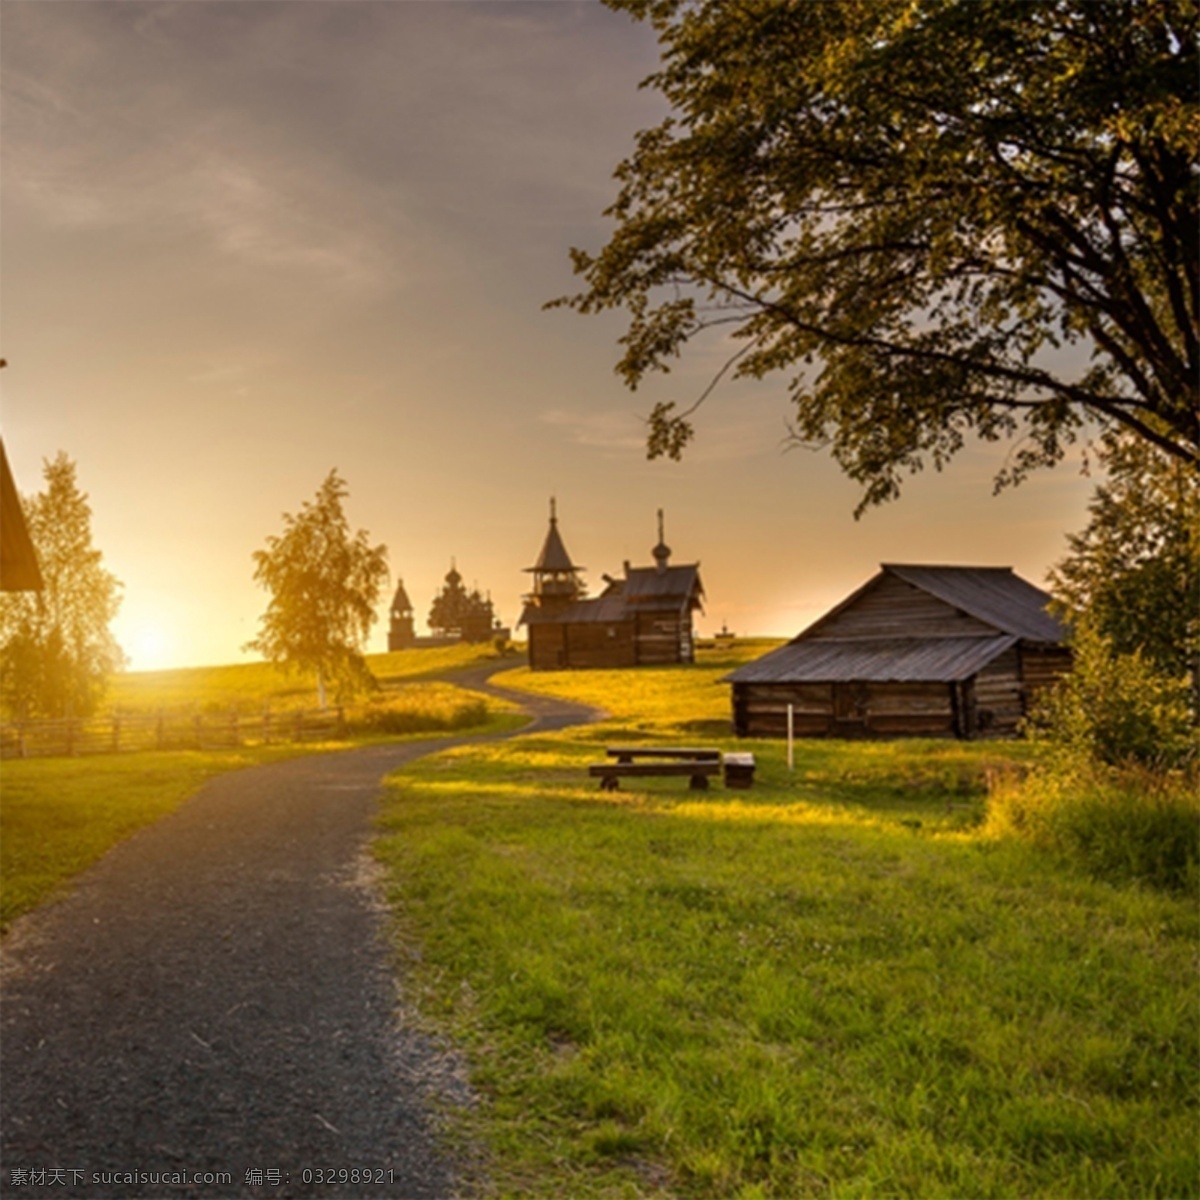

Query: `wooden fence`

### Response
(1, 706, 350, 761)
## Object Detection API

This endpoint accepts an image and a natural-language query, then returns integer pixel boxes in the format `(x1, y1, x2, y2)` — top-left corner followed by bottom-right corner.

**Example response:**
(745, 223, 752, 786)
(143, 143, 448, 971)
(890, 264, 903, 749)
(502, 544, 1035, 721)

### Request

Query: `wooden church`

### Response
(520, 502, 705, 671)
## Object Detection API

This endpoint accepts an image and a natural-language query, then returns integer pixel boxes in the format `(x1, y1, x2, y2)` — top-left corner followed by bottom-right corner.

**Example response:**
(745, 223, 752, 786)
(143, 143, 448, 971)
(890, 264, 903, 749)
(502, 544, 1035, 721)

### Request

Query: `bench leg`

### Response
(689, 774, 710, 790)
(600, 775, 620, 792)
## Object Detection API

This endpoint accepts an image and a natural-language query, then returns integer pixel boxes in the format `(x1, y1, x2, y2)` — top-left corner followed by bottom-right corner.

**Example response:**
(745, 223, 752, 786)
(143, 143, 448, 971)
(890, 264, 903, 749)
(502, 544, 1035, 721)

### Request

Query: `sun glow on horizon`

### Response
(119, 621, 179, 673)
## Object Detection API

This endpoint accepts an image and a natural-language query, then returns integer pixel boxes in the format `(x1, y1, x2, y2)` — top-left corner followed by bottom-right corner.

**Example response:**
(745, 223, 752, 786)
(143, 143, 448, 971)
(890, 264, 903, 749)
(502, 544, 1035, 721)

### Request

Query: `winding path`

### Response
(1, 661, 599, 1199)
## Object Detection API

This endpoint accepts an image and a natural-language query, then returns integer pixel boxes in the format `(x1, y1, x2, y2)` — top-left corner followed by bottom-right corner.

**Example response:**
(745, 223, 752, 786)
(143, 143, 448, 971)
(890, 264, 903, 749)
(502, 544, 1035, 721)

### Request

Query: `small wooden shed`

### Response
(726, 564, 1071, 739)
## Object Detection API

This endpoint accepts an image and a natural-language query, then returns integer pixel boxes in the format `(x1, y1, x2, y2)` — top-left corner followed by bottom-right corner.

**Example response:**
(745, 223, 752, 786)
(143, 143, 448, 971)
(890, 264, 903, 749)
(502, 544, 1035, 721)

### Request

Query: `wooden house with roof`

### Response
(726, 564, 1071, 739)
(520, 502, 705, 670)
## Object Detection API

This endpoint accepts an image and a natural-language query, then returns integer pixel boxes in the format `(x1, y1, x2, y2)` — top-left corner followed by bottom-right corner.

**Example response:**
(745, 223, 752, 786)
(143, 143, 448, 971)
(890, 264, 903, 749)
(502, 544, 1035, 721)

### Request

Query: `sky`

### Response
(1, 0, 1097, 672)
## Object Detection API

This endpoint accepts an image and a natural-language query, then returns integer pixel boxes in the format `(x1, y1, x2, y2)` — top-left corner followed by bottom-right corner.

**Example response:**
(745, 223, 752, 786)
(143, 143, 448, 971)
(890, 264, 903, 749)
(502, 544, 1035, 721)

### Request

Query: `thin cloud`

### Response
(541, 408, 646, 453)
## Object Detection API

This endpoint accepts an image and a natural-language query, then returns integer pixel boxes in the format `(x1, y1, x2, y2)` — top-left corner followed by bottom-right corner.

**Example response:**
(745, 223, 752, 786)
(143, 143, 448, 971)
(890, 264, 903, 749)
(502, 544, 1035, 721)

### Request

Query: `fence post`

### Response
(787, 703, 795, 772)
(293, 710, 304, 743)
(112, 712, 121, 753)
(193, 712, 202, 749)
(230, 708, 240, 748)
(262, 706, 272, 745)
(66, 717, 76, 757)
(18, 725, 27, 759)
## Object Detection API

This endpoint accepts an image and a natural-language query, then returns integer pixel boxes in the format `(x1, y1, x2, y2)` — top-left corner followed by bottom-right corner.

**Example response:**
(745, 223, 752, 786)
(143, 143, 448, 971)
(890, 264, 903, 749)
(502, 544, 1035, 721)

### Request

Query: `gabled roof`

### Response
(623, 563, 705, 611)
(802, 564, 1066, 645)
(1, 439, 42, 592)
(520, 589, 629, 627)
(725, 563, 1066, 686)
(523, 562, 704, 626)
(882, 564, 1066, 643)
(726, 634, 1017, 684)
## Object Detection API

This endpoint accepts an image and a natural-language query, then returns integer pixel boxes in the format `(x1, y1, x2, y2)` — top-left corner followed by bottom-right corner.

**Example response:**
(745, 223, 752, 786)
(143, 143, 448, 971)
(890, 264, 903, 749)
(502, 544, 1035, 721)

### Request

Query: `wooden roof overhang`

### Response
(1, 439, 42, 592)
(521, 591, 630, 626)
(724, 634, 1019, 685)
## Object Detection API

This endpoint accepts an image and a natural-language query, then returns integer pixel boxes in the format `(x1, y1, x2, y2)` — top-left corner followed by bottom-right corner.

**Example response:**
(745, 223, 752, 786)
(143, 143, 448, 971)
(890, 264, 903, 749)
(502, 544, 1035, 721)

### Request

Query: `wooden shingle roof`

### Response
(623, 563, 705, 611)
(882, 564, 1066, 643)
(1, 439, 42, 592)
(726, 564, 1065, 685)
(525, 501, 582, 575)
(726, 634, 1018, 684)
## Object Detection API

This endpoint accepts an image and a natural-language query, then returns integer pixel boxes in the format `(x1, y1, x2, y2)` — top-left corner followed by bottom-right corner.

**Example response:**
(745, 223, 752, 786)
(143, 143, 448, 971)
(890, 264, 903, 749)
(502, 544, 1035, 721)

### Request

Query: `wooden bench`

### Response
(589, 746, 722, 791)
(605, 746, 721, 764)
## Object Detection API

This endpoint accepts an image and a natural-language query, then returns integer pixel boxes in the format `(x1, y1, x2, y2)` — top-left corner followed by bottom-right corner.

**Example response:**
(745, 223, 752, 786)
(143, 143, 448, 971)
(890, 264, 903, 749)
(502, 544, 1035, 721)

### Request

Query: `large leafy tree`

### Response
(556, 0, 1199, 510)
(1049, 430, 1199, 689)
(246, 470, 388, 708)
(0, 453, 125, 719)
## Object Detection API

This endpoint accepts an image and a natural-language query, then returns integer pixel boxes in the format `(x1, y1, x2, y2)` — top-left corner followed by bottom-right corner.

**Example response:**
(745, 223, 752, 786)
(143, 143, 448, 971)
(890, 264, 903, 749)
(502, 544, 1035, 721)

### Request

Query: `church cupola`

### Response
(652, 508, 671, 574)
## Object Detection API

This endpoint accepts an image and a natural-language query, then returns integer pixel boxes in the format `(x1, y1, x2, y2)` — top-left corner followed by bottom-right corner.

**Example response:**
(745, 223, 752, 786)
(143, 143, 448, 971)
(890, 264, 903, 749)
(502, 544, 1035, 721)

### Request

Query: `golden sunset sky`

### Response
(1, 1, 1096, 670)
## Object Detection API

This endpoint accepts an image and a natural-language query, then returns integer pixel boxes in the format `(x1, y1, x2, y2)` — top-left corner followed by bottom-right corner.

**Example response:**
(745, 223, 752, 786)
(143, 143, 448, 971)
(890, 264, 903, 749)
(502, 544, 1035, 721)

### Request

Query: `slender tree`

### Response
(245, 470, 388, 708)
(555, 0, 1199, 511)
(0, 453, 125, 719)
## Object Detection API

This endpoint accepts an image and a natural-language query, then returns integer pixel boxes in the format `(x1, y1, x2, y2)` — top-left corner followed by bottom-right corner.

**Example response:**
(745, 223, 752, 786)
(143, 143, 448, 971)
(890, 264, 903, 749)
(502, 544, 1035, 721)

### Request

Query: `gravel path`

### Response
(1, 662, 600, 1200)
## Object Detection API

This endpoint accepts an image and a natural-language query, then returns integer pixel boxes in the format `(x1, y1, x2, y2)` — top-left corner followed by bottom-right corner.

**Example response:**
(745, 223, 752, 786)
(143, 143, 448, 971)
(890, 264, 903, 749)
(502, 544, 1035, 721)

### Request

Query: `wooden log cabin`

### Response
(520, 503, 705, 670)
(726, 564, 1071, 739)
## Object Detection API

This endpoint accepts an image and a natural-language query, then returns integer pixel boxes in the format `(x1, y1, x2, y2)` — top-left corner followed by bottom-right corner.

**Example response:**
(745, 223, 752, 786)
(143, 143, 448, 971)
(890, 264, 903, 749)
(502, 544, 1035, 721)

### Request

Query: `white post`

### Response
(787, 703, 795, 771)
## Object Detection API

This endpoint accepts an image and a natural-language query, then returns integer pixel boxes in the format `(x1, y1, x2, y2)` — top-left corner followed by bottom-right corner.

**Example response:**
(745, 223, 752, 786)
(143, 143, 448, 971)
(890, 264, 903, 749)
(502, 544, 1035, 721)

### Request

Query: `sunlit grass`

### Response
(3, 645, 522, 929)
(375, 668, 1200, 1199)
(491, 639, 781, 740)
(110, 641, 503, 714)
(0, 747, 309, 928)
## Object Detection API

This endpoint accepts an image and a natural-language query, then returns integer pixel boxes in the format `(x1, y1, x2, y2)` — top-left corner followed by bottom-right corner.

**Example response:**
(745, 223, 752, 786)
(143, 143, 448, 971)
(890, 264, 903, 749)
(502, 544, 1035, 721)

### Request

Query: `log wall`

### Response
(528, 621, 639, 670)
(1020, 646, 1073, 696)
(529, 611, 695, 670)
(732, 681, 957, 738)
(971, 647, 1025, 735)
(634, 612, 694, 665)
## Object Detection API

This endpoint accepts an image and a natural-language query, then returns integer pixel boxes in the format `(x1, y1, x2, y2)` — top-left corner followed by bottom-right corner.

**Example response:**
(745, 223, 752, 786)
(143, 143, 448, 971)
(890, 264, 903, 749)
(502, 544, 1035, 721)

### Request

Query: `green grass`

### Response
(0, 746, 309, 928)
(985, 759, 1200, 892)
(490, 640, 779, 740)
(374, 662, 1200, 1199)
(2, 644, 523, 930)
(109, 642, 506, 714)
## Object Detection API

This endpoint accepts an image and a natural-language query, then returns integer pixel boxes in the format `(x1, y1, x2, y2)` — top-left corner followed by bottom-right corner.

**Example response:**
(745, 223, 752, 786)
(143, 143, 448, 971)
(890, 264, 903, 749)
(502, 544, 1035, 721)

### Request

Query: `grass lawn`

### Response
(375, 659, 1199, 1199)
(0, 746, 309, 928)
(2, 644, 523, 930)
(109, 641, 507, 713)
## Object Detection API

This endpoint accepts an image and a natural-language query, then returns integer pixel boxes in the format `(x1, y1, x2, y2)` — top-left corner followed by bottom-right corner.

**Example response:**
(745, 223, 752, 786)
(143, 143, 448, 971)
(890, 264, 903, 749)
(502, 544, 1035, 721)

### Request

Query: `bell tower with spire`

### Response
(523, 497, 585, 616)
(387, 578, 416, 650)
